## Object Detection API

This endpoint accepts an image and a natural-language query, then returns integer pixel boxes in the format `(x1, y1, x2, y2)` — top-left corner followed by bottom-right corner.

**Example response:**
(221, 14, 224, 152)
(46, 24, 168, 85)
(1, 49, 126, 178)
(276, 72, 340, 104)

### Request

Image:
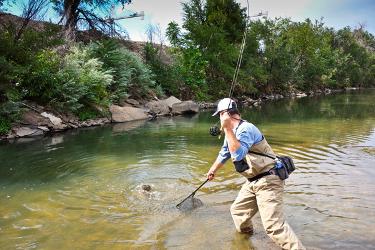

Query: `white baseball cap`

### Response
(212, 98, 236, 116)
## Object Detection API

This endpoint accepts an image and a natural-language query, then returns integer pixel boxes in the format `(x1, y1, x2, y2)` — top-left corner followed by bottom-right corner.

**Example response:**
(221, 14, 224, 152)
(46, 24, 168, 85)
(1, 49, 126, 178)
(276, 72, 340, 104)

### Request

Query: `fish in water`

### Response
(141, 184, 152, 192)
(177, 196, 204, 211)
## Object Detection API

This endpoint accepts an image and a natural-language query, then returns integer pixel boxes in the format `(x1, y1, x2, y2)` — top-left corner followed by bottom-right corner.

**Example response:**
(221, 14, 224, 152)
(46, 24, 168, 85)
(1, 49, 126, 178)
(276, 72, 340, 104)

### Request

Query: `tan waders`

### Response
(231, 139, 305, 250)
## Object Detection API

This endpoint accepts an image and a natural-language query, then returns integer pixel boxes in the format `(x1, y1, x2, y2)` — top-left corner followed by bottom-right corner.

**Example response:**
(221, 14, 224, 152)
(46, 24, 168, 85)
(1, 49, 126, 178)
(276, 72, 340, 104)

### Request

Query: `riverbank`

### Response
(1, 87, 357, 142)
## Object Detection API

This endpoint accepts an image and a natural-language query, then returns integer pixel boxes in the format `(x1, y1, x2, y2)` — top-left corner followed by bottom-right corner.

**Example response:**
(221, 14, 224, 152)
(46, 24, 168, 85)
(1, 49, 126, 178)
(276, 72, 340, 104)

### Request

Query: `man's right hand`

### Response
(206, 171, 215, 180)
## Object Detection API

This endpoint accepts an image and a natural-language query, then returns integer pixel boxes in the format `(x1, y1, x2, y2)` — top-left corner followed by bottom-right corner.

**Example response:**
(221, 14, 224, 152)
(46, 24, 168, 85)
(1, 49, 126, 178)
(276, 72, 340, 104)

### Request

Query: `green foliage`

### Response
(0, 117, 11, 135)
(176, 45, 208, 100)
(90, 40, 155, 102)
(56, 45, 113, 112)
(167, 0, 375, 99)
(144, 42, 179, 97)
(0, 101, 23, 135)
(20, 50, 62, 103)
(0, 22, 63, 102)
(167, 0, 247, 99)
(77, 108, 98, 121)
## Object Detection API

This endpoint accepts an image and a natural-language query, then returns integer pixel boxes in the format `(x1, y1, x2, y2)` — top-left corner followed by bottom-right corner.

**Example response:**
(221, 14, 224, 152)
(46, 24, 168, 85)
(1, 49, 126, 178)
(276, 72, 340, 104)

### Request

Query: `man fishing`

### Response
(206, 98, 305, 250)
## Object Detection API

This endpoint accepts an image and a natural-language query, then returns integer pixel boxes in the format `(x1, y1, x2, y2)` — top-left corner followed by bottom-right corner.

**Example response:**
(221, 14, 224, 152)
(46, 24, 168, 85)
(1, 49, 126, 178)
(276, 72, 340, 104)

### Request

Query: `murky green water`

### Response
(1, 90, 375, 249)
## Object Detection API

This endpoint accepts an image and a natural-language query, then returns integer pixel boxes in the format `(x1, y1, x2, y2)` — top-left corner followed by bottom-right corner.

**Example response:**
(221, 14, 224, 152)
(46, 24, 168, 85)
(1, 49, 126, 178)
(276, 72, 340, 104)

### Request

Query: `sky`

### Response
(119, 0, 375, 42)
(3, 0, 375, 42)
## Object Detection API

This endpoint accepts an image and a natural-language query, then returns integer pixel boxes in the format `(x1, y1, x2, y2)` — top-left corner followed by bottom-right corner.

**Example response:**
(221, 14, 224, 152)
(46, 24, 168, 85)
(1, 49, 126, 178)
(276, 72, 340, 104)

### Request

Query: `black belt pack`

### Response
(235, 151, 296, 181)
(251, 151, 295, 180)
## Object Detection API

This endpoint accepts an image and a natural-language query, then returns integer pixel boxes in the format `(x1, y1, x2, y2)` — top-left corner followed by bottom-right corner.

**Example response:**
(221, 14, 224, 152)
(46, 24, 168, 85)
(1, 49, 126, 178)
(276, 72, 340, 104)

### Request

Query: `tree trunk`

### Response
(63, 0, 80, 41)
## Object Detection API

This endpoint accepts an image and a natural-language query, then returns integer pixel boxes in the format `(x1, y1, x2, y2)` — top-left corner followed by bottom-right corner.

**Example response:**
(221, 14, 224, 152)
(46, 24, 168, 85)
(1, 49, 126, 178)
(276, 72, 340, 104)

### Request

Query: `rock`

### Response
(145, 100, 170, 116)
(172, 101, 199, 115)
(296, 92, 307, 98)
(6, 132, 16, 139)
(198, 102, 216, 109)
(109, 105, 149, 122)
(41, 112, 62, 125)
(163, 96, 181, 109)
(253, 100, 261, 107)
(126, 98, 140, 106)
(40, 112, 68, 131)
(37, 126, 49, 132)
(68, 123, 78, 129)
(21, 110, 51, 126)
(52, 123, 68, 131)
(12, 126, 44, 137)
(274, 94, 284, 99)
(242, 98, 256, 106)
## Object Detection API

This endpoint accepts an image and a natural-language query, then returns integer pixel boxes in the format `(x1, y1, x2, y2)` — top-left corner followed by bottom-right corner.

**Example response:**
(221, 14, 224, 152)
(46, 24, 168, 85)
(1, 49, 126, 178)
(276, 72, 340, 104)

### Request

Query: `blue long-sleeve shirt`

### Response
(216, 120, 263, 164)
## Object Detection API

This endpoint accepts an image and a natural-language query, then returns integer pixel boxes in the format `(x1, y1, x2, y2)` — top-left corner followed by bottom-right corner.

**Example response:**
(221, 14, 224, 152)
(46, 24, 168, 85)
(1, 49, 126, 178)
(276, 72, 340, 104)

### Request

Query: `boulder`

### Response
(145, 100, 170, 116)
(12, 126, 44, 137)
(22, 110, 52, 126)
(274, 94, 284, 100)
(296, 92, 307, 98)
(172, 101, 199, 115)
(37, 126, 49, 132)
(126, 98, 140, 106)
(40, 112, 68, 131)
(198, 102, 216, 109)
(163, 96, 181, 109)
(110, 105, 148, 122)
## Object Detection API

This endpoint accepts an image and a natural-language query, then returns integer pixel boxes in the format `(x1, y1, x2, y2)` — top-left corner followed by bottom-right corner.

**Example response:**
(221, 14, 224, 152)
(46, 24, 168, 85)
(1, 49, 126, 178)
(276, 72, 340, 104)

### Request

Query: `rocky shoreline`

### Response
(0, 88, 351, 142)
(1, 96, 200, 142)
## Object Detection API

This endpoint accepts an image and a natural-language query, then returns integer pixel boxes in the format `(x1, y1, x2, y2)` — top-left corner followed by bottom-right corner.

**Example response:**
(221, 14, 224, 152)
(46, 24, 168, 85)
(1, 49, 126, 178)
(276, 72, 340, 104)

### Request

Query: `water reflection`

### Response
(0, 90, 374, 249)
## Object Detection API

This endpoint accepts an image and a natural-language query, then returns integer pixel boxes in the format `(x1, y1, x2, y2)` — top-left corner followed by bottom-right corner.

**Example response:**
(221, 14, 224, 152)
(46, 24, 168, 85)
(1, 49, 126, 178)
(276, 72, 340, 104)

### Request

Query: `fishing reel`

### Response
(209, 125, 221, 137)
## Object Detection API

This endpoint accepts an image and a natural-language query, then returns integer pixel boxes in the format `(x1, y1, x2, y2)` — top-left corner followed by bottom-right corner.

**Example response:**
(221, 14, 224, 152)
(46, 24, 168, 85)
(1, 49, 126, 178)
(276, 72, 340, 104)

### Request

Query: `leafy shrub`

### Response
(20, 50, 62, 103)
(89, 40, 155, 102)
(56, 45, 113, 113)
(0, 100, 23, 135)
(77, 108, 99, 121)
(0, 117, 10, 135)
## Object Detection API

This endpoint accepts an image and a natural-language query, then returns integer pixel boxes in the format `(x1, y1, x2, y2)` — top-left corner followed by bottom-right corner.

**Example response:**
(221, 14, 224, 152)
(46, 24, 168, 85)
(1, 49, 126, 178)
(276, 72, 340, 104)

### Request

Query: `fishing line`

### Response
(209, 0, 250, 137)
(229, 0, 250, 100)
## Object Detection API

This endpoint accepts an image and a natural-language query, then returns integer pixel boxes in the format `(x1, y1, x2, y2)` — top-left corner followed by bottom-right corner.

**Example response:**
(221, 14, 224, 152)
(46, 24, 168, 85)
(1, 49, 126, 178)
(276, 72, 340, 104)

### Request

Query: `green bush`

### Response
(0, 117, 11, 135)
(89, 40, 155, 102)
(0, 100, 23, 135)
(56, 45, 113, 112)
(77, 108, 99, 121)
(20, 50, 62, 103)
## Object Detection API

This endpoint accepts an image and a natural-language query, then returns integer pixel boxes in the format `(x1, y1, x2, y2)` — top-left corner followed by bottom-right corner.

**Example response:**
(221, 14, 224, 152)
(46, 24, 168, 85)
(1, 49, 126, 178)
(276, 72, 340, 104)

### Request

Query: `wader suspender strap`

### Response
(235, 122, 278, 161)
(247, 139, 279, 183)
(248, 150, 278, 160)
(233, 121, 276, 183)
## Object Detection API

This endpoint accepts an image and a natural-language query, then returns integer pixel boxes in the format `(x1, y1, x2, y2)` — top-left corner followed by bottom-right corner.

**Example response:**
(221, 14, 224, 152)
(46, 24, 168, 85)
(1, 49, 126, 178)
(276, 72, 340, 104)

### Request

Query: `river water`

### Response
(1, 90, 374, 249)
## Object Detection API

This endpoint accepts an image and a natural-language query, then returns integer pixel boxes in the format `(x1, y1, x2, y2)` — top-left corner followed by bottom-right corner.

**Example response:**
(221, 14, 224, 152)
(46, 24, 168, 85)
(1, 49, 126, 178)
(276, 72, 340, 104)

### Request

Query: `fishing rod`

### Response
(177, 1, 267, 209)
(209, 1, 267, 137)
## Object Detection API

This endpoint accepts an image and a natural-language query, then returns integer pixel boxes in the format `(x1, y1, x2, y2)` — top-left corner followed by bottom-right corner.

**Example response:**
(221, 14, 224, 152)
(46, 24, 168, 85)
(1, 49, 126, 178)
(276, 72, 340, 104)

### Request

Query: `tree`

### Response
(175, 0, 247, 98)
(51, 0, 133, 41)
(14, 0, 50, 42)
